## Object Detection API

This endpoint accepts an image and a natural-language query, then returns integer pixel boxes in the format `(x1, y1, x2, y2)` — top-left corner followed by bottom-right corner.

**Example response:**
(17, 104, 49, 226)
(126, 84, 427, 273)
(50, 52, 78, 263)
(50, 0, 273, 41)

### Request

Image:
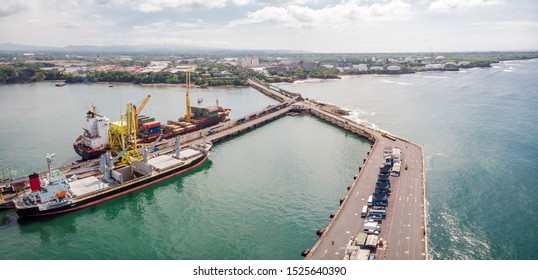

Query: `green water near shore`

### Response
(0, 83, 370, 259)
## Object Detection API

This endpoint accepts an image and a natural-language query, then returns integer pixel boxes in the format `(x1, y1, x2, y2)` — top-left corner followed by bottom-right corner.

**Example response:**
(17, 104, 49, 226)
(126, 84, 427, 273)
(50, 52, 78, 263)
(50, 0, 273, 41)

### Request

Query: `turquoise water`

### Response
(0, 83, 370, 259)
(0, 83, 275, 175)
(2, 59, 537, 260)
(279, 59, 538, 260)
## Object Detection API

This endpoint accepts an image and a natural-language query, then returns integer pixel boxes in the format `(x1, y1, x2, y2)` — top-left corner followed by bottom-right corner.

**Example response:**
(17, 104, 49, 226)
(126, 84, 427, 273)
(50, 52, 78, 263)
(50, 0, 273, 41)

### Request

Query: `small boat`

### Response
(55, 83, 66, 87)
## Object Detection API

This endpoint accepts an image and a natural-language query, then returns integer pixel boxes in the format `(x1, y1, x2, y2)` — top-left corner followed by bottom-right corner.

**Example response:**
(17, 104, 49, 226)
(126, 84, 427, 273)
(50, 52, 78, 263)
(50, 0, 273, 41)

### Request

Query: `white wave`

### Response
(342, 106, 378, 128)
(421, 75, 449, 79)
(503, 69, 514, 72)
(437, 208, 492, 259)
(378, 79, 413, 86)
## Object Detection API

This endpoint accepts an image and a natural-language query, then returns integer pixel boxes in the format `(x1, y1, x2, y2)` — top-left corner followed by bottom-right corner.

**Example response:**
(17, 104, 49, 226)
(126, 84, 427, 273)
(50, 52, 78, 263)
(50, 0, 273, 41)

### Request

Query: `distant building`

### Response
(404, 57, 415, 63)
(353, 64, 368, 71)
(458, 61, 471, 66)
(239, 56, 259, 68)
(387, 65, 401, 71)
(141, 61, 169, 73)
(319, 62, 338, 68)
(174, 65, 197, 72)
(301, 61, 319, 68)
(424, 64, 444, 70)
(370, 66, 384, 71)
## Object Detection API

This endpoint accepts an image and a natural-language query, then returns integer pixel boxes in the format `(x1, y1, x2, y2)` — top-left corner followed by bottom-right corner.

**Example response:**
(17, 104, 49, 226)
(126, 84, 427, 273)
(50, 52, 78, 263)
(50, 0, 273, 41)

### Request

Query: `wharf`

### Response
(1, 78, 427, 260)
(300, 102, 427, 260)
(240, 79, 427, 259)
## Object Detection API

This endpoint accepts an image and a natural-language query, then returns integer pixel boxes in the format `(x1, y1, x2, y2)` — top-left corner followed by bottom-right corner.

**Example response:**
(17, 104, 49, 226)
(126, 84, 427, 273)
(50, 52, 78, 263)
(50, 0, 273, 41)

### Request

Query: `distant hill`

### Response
(0, 43, 62, 52)
(0, 43, 307, 55)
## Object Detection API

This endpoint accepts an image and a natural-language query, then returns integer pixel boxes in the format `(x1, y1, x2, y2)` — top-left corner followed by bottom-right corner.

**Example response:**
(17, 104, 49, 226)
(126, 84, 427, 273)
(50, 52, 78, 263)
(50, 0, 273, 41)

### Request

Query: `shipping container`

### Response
(142, 121, 161, 128)
(141, 117, 155, 123)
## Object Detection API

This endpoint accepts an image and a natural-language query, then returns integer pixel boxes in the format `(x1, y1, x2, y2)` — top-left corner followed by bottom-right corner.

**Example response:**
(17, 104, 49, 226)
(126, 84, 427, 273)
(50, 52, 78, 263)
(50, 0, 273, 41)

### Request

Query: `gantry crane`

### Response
(109, 95, 151, 165)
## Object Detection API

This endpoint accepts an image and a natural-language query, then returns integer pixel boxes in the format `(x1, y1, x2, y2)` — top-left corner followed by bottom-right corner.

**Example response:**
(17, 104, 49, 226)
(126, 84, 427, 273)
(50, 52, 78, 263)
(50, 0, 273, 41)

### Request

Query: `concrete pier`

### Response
(1, 78, 427, 260)
(298, 102, 427, 260)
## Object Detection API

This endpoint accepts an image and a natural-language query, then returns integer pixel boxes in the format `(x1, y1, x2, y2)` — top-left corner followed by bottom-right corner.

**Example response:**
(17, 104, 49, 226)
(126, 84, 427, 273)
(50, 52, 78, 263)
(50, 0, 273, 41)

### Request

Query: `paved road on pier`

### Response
(304, 102, 426, 260)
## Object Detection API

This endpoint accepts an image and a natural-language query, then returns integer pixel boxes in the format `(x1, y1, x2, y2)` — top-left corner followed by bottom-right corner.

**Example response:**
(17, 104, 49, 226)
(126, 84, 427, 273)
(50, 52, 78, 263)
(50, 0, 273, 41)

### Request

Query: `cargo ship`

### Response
(73, 72, 230, 160)
(73, 106, 111, 160)
(14, 139, 212, 218)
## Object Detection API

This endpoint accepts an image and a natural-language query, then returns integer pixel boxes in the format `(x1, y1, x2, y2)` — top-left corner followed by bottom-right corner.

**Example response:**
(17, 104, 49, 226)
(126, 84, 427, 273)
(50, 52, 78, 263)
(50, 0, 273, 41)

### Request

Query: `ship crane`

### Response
(133, 95, 151, 133)
(185, 70, 191, 122)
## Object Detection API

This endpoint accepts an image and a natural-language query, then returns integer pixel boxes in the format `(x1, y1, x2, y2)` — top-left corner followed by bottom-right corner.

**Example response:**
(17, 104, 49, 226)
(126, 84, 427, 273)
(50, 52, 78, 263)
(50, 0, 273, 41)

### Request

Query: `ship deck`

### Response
(148, 155, 183, 171)
(69, 176, 109, 197)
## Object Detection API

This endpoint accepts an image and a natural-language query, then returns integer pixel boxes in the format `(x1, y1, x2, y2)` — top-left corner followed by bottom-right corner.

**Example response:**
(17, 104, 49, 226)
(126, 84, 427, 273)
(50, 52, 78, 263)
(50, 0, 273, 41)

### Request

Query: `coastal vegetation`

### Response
(1, 51, 537, 86)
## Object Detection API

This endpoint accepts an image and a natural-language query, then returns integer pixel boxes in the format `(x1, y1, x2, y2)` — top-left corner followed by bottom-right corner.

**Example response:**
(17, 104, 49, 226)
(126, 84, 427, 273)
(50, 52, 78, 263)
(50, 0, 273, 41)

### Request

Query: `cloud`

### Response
(229, 0, 413, 27)
(232, 0, 315, 6)
(0, 0, 36, 17)
(428, 0, 503, 12)
(468, 21, 538, 29)
(135, 0, 227, 12)
(92, 0, 128, 8)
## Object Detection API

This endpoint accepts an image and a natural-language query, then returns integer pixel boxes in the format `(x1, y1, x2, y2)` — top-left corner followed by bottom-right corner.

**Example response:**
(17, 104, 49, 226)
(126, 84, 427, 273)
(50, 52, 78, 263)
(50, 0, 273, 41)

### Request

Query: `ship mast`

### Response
(186, 70, 191, 122)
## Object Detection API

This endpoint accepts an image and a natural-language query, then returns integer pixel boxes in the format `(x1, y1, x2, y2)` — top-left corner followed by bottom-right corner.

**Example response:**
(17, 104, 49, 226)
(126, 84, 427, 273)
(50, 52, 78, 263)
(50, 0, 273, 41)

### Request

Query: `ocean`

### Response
(278, 59, 538, 259)
(1, 59, 536, 259)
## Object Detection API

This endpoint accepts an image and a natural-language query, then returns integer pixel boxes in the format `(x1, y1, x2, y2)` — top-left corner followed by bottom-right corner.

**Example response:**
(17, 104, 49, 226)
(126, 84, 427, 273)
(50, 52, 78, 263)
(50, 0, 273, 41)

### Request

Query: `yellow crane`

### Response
(185, 70, 191, 122)
(109, 95, 150, 165)
(134, 95, 151, 133)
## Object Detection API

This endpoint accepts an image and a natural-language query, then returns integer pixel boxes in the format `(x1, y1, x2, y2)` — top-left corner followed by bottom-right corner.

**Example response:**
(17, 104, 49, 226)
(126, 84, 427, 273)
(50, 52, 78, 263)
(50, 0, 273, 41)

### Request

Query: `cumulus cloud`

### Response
(135, 0, 227, 12)
(468, 21, 538, 29)
(0, 0, 37, 17)
(92, 0, 128, 8)
(428, 0, 503, 12)
(232, 0, 315, 6)
(229, 0, 412, 27)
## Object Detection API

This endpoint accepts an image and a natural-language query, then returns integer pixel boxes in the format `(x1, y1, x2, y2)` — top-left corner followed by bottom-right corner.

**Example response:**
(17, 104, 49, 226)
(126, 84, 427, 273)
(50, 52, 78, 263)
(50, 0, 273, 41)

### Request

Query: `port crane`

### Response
(109, 95, 152, 165)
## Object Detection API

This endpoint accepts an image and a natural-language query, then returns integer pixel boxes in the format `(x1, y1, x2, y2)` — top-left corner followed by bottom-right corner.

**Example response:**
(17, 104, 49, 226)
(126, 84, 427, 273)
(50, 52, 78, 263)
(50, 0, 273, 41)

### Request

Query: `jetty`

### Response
(1, 78, 427, 260)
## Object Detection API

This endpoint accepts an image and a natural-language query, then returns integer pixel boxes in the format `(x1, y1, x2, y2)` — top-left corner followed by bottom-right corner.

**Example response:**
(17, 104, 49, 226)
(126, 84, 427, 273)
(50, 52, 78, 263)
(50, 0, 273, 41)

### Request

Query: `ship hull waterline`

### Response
(16, 153, 208, 218)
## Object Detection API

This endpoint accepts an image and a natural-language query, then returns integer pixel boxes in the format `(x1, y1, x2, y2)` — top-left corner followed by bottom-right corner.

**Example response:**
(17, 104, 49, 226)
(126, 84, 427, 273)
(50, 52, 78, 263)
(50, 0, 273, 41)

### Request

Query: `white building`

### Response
(239, 56, 259, 68)
(387, 65, 401, 71)
(370, 66, 384, 71)
(424, 64, 444, 70)
(458, 61, 471, 66)
(353, 64, 368, 71)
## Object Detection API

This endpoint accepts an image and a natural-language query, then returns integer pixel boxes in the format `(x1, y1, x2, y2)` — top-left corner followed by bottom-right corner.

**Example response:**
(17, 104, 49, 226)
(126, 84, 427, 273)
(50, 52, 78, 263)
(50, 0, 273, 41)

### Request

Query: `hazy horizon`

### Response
(1, 0, 537, 53)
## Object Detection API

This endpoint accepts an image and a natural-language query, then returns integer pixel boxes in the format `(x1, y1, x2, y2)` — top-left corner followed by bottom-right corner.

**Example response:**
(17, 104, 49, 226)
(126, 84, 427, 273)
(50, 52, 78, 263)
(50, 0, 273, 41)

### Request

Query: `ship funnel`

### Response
(29, 173, 41, 192)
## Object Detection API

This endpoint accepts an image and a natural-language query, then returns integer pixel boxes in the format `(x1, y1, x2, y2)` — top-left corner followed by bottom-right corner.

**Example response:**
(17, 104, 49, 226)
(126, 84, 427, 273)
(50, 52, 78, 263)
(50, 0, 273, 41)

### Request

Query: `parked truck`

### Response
(363, 221, 381, 234)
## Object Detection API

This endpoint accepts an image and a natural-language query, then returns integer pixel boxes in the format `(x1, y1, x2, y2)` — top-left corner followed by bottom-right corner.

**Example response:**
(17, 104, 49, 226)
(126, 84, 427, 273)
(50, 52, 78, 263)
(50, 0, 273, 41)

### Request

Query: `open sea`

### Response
(1, 59, 537, 259)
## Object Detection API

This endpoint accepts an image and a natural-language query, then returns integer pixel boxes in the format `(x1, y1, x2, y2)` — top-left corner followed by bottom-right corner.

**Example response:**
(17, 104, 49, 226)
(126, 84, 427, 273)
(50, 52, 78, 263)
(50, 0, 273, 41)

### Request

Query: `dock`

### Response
(1, 78, 427, 260)
(301, 102, 427, 259)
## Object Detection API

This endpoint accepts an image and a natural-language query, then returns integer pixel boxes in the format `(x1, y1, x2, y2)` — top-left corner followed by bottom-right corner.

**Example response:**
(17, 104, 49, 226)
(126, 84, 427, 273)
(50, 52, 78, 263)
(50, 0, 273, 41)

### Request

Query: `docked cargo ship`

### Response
(14, 140, 212, 218)
(161, 105, 230, 138)
(73, 107, 110, 160)
(73, 73, 230, 160)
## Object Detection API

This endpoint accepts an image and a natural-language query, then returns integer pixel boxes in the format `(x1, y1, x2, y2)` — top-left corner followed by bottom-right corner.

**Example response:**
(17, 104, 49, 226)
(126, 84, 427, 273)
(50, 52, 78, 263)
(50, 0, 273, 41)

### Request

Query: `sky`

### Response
(0, 0, 537, 52)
